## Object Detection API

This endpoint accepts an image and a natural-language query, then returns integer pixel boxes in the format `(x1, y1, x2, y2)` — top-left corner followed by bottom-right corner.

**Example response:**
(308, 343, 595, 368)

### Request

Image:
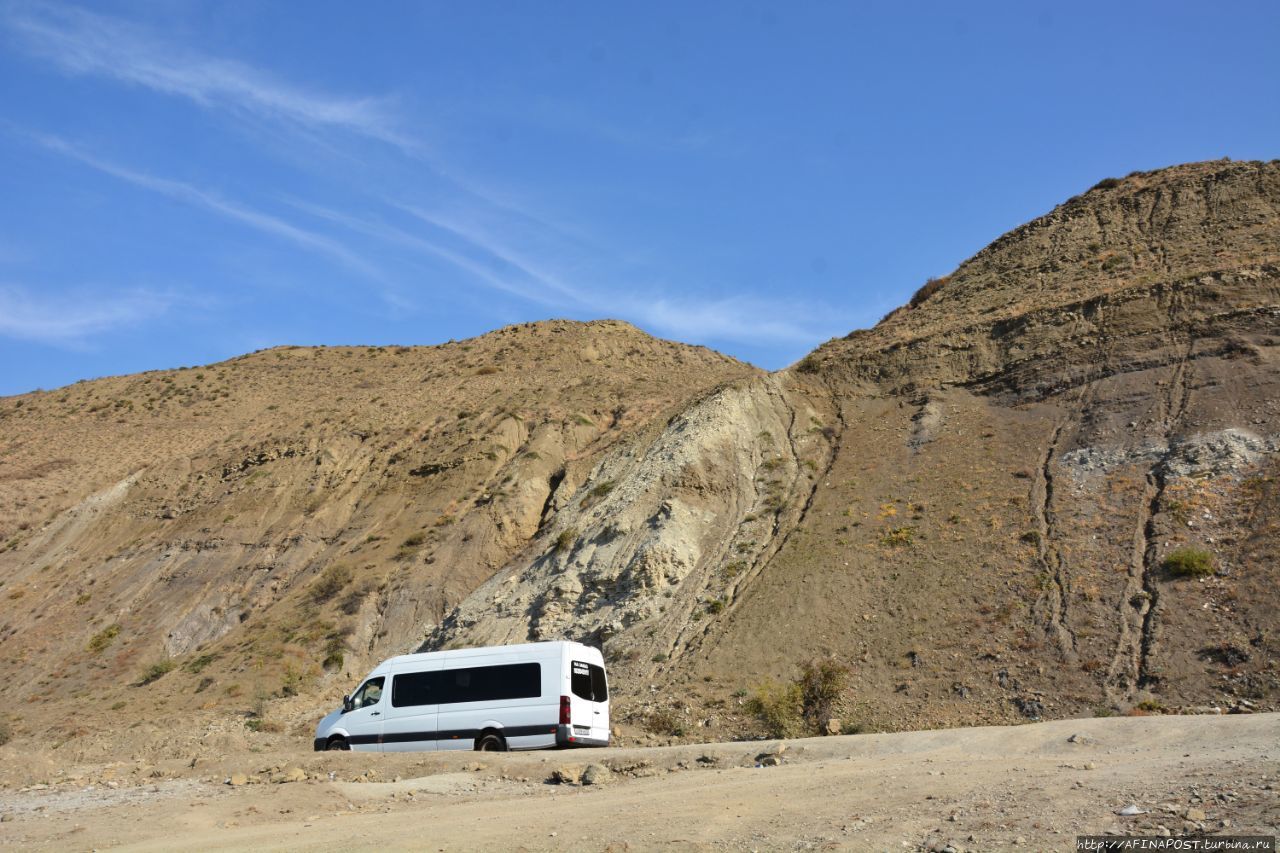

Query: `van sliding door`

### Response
(382, 661, 442, 752)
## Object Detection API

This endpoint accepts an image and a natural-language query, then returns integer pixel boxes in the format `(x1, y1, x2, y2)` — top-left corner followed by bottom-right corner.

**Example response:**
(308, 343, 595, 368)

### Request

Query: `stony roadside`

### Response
(0, 712, 1275, 851)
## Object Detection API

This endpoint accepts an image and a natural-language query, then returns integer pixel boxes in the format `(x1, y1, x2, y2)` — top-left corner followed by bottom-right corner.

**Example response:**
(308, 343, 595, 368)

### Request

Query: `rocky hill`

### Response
(0, 159, 1276, 756)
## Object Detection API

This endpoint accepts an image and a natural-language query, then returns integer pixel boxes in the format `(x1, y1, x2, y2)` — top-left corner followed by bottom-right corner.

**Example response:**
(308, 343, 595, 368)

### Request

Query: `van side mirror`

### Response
(342, 695, 353, 713)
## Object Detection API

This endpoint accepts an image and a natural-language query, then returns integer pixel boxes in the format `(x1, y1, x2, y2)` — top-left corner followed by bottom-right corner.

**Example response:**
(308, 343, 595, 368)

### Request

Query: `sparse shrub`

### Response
(705, 598, 725, 615)
(651, 652, 667, 663)
(1162, 547, 1215, 578)
(745, 680, 804, 738)
(338, 587, 369, 616)
(554, 527, 578, 554)
(908, 275, 950, 309)
(746, 658, 851, 737)
(795, 355, 821, 374)
(590, 480, 615, 499)
(573, 414, 594, 427)
(0, 719, 10, 746)
(402, 533, 425, 548)
(280, 664, 308, 697)
(1092, 176, 1122, 191)
(879, 526, 915, 547)
(138, 658, 175, 686)
(322, 650, 344, 671)
(797, 658, 850, 727)
(642, 708, 682, 736)
(184, 653, 217, 674)
(476, 366, 498, 375)
(1019, 530, 1041, 546)
(88, 623, 121, 654)
(244, 718, 283, 733)
(310, 564, 353, 603)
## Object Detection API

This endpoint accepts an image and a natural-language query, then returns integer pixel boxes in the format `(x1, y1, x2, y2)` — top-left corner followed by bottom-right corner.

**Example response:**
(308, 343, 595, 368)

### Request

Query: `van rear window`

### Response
(570, 661, 608, 702)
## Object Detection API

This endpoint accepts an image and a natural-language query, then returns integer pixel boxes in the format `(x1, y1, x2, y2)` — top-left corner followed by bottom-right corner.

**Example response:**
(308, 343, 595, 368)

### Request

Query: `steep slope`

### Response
(431, 159, 1280, 735)
(0, 320, 755, 749)
(1, 159, 1276, 758)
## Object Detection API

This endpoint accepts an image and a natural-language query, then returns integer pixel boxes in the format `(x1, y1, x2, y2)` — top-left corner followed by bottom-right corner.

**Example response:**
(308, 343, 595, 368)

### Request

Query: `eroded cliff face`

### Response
(424, 375, 834, 658)
(0, 160, 1276, 751)
(427, 160, 1280, 733)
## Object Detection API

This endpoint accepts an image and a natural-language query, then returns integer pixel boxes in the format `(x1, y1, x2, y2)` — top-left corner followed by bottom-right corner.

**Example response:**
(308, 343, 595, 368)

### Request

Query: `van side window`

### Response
(391, 662, 541, 708)
(392, 670, 437, 708)
(571, 661, 608, 702)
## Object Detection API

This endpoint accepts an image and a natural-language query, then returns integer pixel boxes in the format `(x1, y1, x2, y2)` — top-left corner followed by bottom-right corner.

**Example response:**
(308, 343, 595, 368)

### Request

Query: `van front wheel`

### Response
(326, 737, 350, 751)
(475, 733, 506, 752)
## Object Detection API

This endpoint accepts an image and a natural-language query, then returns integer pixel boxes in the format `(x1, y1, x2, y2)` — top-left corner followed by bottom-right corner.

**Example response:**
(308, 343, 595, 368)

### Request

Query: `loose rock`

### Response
(582, 764, 611, 786)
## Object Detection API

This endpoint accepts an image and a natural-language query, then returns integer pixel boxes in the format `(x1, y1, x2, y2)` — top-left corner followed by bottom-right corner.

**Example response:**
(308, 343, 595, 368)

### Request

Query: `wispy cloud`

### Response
(31, 133, 378, 277)
(397, 204, 587, 301)
(0, 283, 172, 344)
(4, 1, 409, 148)
(286, 199, 558, 306)
(395, 205, 839, 346)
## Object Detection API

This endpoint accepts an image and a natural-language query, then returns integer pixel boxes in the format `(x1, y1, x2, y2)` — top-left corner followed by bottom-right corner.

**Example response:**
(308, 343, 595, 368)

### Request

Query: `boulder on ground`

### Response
(582, 764, 611, 786)
(550, 765, 584, 785)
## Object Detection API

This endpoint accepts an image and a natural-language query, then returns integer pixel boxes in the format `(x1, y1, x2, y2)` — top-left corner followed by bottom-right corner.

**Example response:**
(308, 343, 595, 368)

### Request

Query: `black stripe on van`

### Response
(350, 724, 559, 746)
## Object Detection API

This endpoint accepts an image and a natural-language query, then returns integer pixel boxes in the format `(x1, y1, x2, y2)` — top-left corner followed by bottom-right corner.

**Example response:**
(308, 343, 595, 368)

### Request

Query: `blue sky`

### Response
(1, 1, 1277, 395)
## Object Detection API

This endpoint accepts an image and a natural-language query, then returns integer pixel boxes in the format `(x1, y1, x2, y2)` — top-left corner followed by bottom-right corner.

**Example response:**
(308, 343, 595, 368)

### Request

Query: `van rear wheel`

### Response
(326, 737, 350, 751)
(475, 733, 506, 752)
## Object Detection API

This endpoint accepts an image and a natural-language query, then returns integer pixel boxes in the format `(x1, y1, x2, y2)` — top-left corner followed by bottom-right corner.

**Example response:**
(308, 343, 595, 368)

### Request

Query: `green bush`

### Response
(553, 528, 578, 554)
(184, 653, 217, 674)
(744, 680, 804, 738)
(797, 658, 850, 727)
(280, 664, 309, 697)
(310, 564, 353, 603)
(1163, 547, 1215, 578)
(746, 657, 851, 737)
(879, 526, 916, 547)
(139, 659, 175, 685)
(87, 623, 121, 654)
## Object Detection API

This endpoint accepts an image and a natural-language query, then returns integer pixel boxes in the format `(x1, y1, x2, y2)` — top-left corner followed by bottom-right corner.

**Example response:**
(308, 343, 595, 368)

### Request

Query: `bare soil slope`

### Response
(0, 320, 754, 749)
(0, 159, 1277, 759)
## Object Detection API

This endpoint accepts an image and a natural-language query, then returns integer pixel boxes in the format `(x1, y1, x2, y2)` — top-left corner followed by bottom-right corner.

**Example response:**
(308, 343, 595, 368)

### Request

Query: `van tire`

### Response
(475, 732, 506, 752)
(326, 737, 350, 751)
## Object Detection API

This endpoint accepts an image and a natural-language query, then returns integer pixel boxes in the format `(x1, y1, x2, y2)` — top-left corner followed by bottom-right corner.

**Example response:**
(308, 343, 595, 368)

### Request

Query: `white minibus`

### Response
(313, 640, 609, 752)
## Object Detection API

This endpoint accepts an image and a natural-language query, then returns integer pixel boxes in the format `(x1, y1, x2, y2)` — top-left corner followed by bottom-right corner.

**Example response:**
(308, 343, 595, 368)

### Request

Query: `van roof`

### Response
(378, 639, 599, 669)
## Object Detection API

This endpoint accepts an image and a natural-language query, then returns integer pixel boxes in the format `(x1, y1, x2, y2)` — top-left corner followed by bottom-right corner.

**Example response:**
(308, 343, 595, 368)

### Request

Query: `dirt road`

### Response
(1, 713, 1276, 851)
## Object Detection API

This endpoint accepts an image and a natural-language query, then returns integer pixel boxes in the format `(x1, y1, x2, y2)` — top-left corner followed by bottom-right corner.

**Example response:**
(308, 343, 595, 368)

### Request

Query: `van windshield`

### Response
(570, 661, 607, 702)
